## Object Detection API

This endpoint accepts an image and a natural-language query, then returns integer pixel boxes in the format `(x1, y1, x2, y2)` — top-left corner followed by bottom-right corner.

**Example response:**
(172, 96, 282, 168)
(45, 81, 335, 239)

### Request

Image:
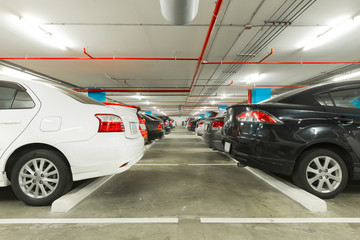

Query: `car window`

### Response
(12, 90, 35, 109)
(330, 88, 360, 109)
(317, 93, 335, 106)
(0, 87, 16, 109)
(55, 86, 104, 105)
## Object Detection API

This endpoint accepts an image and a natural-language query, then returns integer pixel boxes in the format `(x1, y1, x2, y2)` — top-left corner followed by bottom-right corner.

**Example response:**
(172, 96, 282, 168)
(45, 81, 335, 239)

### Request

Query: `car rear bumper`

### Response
(203, 131, 223, 151)
(57, 133, 145, 181)
(223, 136, 295, 175)
(148, 129, 165, 141)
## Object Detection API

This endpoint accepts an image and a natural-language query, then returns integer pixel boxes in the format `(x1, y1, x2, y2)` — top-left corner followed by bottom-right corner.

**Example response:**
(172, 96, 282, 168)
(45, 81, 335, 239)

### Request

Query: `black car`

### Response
(140, 113, 165, 141)
(157, 115, 171, 134)
(203, 111, 226, 151)
(222, 80, 360, 198)
(187, 118, 203, 132)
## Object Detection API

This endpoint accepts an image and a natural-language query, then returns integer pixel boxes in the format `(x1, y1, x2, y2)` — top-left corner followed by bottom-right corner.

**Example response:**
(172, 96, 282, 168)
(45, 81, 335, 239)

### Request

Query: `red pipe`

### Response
(193, 84, 308, 87)
(202, 61, 360, 65)
(78, 89, 190, 93)
(72, 86, 189, 90)
(0, 57, 198, 61)
(248, 89, 252, 104)
(258, 48, 273, 63)
(83, 48, 94, 59)
(184, 0, 224, 106)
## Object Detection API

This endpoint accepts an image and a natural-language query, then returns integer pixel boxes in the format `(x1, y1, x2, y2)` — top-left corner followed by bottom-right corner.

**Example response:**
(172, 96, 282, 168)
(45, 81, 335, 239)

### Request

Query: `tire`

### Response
(11, 149, 72, 206)
(292, 148, 348, 199)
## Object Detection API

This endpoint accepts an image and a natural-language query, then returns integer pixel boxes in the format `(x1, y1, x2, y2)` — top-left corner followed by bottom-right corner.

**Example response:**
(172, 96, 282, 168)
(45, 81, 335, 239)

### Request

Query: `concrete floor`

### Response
(0, 128, 360, 239)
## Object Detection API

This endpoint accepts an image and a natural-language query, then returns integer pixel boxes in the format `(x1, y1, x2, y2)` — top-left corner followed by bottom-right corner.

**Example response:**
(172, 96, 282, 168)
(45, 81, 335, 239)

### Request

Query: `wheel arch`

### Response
(293, 142, 354, 179)
(5, 143, 72, 180)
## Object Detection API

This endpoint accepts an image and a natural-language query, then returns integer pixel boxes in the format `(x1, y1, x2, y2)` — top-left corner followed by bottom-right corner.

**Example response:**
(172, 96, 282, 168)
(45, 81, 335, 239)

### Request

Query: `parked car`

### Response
(222, 80, 360, 199)
(157, 115, 171, 134)
(169, 119, 176, 129)
(140, 113, 165, 141)
(185, 117, 194, 128)
(195, 111, 219, 136)
(0, 78, 144, 205)
(187, 118, 203, 132)
(195, 119, 205, 136)
(203, 111, 226, 151)
(136, 112, 149, 144)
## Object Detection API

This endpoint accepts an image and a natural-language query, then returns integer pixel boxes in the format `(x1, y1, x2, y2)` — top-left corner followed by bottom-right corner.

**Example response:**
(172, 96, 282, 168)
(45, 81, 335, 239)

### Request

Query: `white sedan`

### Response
(0, 78, 144, 205)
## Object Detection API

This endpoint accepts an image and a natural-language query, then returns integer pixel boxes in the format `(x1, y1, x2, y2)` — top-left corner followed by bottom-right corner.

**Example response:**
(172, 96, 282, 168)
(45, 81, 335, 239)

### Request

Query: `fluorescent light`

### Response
(0, 68, 35, 80)
(303, 15, 360, 51)
(220, 94, 226, 99)
(210, 101, 216, 105)
(333, 71, 360, 81)
(244, 74, 263, 84)
(17, 16, 69, 51)
(145, 101, 150, 105)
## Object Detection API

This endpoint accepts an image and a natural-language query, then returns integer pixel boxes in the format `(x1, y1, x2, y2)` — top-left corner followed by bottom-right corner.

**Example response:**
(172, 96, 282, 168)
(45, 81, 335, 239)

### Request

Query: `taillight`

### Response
(236, 110, 279, 123)
(199, 122, 204, 125)
(139, 118, 147, 130)
(211, 120, 224, 130)
(95, 114, 125, 132)
(189, 122, 193, 125)
(157, 123, 162, 130)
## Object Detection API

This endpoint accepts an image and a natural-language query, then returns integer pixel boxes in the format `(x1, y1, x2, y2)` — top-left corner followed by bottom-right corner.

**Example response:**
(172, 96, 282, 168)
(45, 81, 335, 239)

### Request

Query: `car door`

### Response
(0, 81, 40, 158)
(319, 87, 360, 160)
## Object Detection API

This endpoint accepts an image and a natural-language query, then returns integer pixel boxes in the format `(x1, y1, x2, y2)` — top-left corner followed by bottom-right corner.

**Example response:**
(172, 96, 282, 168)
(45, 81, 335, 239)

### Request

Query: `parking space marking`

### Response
(51, 175, 114, 213)
(245, 167, 327, 213)
(0, 218, 179, 224)
(201, 218, 360, 224)
(135, 164, 180, 166)
(187, 164, 237, 166)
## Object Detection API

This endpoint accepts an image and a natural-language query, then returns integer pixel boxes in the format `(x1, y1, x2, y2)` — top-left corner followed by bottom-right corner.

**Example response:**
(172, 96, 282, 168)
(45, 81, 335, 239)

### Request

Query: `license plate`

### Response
(130, 122, 138, 135)
(224, 142, 231, 153)
(140, 123, 146, 130)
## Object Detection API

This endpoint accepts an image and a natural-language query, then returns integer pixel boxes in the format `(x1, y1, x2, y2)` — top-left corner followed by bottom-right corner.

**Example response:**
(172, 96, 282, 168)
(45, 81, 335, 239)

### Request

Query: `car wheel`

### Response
(292, 149, 348, 199)
(11, 149, 72, 206)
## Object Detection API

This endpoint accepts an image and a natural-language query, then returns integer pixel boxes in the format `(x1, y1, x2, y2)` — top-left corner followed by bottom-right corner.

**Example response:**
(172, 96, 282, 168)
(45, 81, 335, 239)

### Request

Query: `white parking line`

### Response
(51, 175, 114, 213)
(135, 164, 180, 166)
(187, 164, 237, 166)
(201, 218, 360, 224)
(0, 218, 179, 224)
(245, 167, 327, 213)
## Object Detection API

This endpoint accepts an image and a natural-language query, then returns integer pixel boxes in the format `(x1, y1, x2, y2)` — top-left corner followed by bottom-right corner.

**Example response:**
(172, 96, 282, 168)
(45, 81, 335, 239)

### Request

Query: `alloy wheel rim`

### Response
(18, 158, 59, 199)
(306, 156, 342, 193)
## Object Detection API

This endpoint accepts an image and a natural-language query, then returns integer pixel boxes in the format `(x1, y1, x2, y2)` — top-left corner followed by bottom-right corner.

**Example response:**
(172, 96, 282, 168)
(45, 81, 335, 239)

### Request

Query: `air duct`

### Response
(160, 0, 199, 25)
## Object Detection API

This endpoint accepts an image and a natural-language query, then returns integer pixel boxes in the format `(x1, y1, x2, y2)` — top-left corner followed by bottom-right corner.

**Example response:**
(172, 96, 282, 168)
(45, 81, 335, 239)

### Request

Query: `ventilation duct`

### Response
(160, 0, 199, 25)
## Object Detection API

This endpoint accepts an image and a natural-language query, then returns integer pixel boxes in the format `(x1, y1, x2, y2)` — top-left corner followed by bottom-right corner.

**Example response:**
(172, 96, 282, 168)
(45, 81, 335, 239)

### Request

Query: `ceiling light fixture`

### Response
(17, 16, 69, 51)
(333, 70, 360, 81)
(303, 15, 360, 51)
(210, 101, 216, 105)
(244, 74, 263, 84)
(146, 101, 150, 105)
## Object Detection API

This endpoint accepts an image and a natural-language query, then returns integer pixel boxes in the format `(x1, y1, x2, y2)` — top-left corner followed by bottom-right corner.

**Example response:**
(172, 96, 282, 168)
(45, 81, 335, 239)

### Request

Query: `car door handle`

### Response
(333, 117, 354, 124)
(0, 121, 21, 125)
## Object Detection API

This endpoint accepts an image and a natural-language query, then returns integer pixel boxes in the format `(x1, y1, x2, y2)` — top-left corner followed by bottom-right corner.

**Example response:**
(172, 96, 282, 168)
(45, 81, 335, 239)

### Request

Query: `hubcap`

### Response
(18, 158, 59, 199)
(306, 156, 342, 193)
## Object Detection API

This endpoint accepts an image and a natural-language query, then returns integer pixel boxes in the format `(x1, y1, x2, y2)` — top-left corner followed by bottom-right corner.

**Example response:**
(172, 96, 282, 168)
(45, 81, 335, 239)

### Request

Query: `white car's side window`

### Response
(0, 82, 35, 109)
(12, 91, 35, 109)
(0, 87, 16, 109)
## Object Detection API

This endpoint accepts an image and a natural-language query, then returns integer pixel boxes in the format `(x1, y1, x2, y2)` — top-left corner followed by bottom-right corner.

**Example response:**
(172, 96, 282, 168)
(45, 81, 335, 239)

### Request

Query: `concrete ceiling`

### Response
(1, 0, 360, 116)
